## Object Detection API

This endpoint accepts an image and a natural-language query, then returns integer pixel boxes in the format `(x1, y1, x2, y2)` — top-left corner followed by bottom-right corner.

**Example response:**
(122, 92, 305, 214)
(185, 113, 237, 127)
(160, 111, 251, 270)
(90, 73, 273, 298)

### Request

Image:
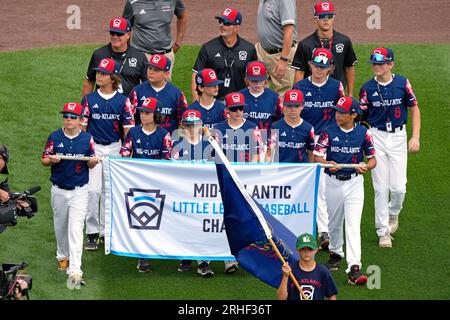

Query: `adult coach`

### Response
(360, 47, 421, 247)
(191, 8, 257, 102)
(122, 0, 187, 78)
(82, 17, 148, 97)
(292, 2, 357, 96)
(256, 0, 297, 96)
(41, 102, 99, 289)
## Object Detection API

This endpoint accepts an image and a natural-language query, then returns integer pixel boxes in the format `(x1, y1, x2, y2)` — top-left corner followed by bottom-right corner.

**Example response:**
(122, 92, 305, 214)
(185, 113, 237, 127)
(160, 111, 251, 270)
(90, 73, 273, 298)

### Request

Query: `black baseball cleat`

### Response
(326, 252, 342, 271)
(137, 258, 151, 273)
(319, 232, 330, 250)
(347, 265, 368, 285)
(85, 233, 99, 251)
(178, 260, 192, 272)
(197, 262, 214, 278)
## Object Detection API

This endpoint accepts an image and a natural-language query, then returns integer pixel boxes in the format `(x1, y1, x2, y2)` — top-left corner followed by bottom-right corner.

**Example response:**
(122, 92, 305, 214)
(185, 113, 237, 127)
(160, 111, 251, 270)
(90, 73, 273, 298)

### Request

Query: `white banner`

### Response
(104, 157, 320, 260)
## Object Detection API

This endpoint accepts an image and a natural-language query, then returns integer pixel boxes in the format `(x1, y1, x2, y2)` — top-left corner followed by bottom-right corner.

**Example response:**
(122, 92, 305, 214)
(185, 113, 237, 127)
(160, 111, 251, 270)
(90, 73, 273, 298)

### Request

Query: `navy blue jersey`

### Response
(171, 139, 214, 162)
(129, 80, 188, 133)
(42, 129, 95, 188)
(293, 77, 345, 135)
(239, 88, 283, 130)
(269, 119, 315, 163)
(359, 75, 417, 130)
(120, 125, 172, 159)
(81, 90, 134, 144)
(287, 263, 338, 300)
(213, 119, 261, 163)
(314, 123, 376, 175)
(187, 100, 226, 130)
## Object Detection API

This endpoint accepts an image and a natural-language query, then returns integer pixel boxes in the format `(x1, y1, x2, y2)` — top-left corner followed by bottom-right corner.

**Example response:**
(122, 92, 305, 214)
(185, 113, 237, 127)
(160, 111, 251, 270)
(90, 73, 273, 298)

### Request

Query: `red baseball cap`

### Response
(148, 54, 171, 71)
(332, 97, 362, 114)
(369, 47, 394, 64)
(246, 61, 268, 81)
(137, 97, 161, 113)
(215, 7, 242, 25)
(196, 69, 224, 87)
(225, 92, 245, 108)
(60, 102, 83, 116)
(93, 58, 119, 75)
(109, 17, 131, 34)
(283, 90, 304, 106)
(311, 48, 334, 67)
(182, 110, 202, 124)
(314, 2, 335, 15)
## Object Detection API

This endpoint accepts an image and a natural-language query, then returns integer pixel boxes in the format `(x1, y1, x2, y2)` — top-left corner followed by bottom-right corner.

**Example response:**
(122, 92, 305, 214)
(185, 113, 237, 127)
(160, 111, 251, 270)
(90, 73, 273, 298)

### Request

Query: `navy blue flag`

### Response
(215, 162, 300, 288)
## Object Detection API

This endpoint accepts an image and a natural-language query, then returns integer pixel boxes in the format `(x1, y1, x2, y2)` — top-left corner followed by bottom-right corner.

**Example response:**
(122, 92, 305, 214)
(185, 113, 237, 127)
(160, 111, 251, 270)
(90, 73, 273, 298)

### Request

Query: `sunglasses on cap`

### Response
(218, 19, 233, 26)
(63, 113, 79, 119)
(316, 14, 335, 20)
(370, 53, 390, 63)
(110, 31, 125, 37)
(228, 106, 244, 112)
(313, 55, 330, 65)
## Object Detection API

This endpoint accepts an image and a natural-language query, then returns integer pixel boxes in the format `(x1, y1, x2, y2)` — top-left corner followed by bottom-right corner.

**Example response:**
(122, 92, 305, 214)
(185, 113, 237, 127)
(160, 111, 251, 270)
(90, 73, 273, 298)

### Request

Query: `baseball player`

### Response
(239, 61, 283, 130)
(214, 92, 261, 164)
(171, 110, 215, 276)
(81, 58, 135, 250)
(129, 54, 188, 132)
(278, 233, 338, 300)
(121, 97, 172, 273)
(267, 89, 315, 163)
(41, 102, 100, 289)
(359, 47, 421, 247)
(293, 47, 345, 250)
(314, 97, 376, 285)
(187, 68, 227, 130)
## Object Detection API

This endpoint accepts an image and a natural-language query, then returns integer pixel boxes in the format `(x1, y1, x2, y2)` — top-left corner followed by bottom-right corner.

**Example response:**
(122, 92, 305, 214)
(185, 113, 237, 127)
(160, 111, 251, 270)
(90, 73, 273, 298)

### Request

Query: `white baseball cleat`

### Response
(389, 215, 399, 234)
(379, 233, 393, 248)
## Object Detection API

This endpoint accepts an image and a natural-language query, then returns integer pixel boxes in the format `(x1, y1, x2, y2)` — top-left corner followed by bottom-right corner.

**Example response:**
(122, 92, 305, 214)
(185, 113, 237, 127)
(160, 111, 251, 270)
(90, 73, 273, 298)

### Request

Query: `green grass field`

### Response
(0, 44, 449, 300)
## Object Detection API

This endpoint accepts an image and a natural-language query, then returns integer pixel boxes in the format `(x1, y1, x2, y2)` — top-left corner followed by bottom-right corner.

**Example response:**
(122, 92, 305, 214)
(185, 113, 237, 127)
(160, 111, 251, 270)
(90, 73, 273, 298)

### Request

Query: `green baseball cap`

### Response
(296, 233, 318, 250)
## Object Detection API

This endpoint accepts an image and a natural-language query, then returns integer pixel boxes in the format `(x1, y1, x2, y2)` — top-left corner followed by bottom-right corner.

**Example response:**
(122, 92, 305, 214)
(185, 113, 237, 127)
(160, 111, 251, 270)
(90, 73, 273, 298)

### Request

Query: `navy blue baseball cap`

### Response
(332, 97, 363, 115)
(369, 47, 394, 64)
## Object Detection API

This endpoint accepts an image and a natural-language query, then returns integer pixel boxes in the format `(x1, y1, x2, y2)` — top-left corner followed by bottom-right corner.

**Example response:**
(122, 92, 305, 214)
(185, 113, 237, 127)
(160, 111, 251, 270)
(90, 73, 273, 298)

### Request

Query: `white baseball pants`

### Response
(314, 135, 329, 234)
(85, 141, 121, 236)
(370, 128, 407, 237)
(326, 174, 364, 273)
(51, 184, 89, 277)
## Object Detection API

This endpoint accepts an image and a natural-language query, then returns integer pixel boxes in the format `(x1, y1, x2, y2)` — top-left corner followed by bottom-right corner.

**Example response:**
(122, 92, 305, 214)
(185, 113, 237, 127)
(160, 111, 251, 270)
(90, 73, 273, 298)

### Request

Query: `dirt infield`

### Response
(1, 0, 449, 52)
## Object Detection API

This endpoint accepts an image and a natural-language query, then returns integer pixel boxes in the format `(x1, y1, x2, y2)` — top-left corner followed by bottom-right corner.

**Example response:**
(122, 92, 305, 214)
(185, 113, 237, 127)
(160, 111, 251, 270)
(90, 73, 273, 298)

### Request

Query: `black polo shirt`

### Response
(193, 36, 258, 100)
(85, 43, 148, 96)
(291, 30, 357, 88)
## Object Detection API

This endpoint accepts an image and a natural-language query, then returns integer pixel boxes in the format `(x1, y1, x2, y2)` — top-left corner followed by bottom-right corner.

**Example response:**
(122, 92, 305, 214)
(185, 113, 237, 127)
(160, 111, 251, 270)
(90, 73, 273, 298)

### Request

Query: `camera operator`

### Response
(0, 146, 32, 233)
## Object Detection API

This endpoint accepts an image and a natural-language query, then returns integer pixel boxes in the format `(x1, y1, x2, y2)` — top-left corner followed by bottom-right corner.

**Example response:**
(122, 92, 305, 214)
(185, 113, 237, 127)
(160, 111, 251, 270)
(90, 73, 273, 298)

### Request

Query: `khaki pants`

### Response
(144, 50, 175, 81)
(255, 42, 297, 97)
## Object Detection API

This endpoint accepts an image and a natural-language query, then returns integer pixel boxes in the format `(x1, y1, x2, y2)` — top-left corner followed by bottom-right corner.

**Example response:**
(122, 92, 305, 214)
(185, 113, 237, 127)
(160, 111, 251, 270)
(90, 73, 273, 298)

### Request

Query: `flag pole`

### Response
(203, 128, 309, 300)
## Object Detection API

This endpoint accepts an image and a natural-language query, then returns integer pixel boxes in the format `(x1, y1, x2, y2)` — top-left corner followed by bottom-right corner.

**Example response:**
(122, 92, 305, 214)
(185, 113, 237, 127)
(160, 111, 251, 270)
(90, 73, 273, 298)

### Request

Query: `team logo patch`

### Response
(321, 3, 330, 11)
(67, 103, 77, 111)
(208, 70, 217, 79)
(335, 43, 344, 53)
(232, 94, 241, 103)
(152, 55, 161, 64)
(100, 59, 109, 68)
(252, 66, 261, 75)
(128, 58, 137, 68)
(239, 51, 248, 61)
(289, 91, 298, 101)
(113, 19, 122, 28)
(337, 97, 346, 106)
(187, 111, 197, 118)
(300, 285, 315, 300)
(125, 188, 166, 230)
(223, 8, 232, 16)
